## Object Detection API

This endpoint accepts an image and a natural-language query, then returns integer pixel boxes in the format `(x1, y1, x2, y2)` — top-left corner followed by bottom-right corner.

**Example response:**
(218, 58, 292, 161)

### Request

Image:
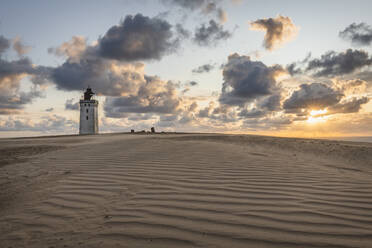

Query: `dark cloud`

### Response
(98, 14, 179, 61)
(50, 52, 146, 96)
(237, 93, 281, 119)
(48, 30, 189, 120)
(163, 0, 208, 10)
(189, 81, 198, 86)
(250, 15, 298, 51)
(175, 23, 191, 39)
(283, 83, 343, 112)
(285, 52, 311, 76)
(305, 49, 372, 77)
(192, 63, 215, 73)
(286, 49, 372, 78)
(286, 62, 301, 75)
(0, 36, 10, 55)
(257, 94, 281, 111)
(327, 97, 369, 115)
(238, 108, 266, 118)
(243, 115, 292, 130)
(181, 80, 198, 94)
(104, 76, 181, 118)
(162, 0, 226, 23)
(0, 86, 43, 115)
(193, 19, 232, 46)
(339, 22, 372, 46)
(65, 99, 79, 110)
(0, 36, 49, 114)
(209, 105, 239, 123)
(219, 53, 282, 106)
(48, 14, 186, 96)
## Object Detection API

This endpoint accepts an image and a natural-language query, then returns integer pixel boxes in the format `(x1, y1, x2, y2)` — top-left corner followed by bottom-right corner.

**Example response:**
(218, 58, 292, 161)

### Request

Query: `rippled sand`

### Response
(1, 133, 372, 248)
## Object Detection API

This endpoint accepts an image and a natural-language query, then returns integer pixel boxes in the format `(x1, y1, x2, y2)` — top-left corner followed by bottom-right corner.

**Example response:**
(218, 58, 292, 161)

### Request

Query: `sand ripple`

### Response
(1, 134, 372, 247)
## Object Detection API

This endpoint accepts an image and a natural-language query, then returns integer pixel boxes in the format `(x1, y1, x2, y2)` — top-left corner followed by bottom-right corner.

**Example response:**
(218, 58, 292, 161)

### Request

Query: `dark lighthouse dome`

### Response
(84, 87, 95, 100)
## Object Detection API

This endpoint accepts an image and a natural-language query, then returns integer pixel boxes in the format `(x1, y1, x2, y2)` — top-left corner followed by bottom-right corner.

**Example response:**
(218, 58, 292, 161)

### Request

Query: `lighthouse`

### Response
(79, 87, 99, 135)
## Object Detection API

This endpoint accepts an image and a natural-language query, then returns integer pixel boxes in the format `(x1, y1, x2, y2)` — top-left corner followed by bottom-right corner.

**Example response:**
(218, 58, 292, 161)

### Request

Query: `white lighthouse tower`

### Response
(79, 87, 99, 135)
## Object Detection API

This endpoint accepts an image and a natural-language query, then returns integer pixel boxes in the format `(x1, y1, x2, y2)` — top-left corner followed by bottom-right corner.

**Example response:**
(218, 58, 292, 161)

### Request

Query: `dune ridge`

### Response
(1, 133, 372, 247)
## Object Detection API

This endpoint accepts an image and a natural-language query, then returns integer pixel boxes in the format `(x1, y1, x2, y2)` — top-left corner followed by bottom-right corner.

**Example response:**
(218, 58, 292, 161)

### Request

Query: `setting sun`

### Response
(310, 109, 327, 116)
(307, 109, 328, 123)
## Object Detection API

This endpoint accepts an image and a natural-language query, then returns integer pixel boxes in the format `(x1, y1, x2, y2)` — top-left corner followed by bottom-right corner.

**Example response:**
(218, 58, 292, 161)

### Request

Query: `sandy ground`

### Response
(1, 133, 372, 248)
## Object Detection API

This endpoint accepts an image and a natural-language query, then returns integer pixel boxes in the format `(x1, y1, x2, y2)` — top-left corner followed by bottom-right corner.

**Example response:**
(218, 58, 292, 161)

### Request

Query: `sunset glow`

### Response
(305, 109, 328, 124)
(0, 1, 371, 138)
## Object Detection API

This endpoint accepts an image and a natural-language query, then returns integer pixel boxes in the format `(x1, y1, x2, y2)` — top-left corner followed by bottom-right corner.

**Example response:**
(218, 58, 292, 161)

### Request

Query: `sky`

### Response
(1, 0, 372, 138)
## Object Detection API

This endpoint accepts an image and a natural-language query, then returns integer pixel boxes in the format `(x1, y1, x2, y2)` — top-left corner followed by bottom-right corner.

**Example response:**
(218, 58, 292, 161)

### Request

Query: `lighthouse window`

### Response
(86, 116, 88, 120)
(86, 109, 89, 113)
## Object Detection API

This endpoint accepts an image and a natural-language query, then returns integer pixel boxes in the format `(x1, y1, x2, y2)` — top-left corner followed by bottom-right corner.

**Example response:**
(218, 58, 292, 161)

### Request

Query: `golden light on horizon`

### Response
(307, 109, 328, 124)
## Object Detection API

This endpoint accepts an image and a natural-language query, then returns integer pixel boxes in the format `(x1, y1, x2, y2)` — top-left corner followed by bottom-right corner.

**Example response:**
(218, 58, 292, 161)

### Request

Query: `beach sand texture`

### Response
(1, 133, 372, 248)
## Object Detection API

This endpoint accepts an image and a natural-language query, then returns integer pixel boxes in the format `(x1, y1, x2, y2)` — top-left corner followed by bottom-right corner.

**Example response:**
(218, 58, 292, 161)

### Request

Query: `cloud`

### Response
(192, 63, 215, 73)
(98, 14, 179, 61)
(51, 49, 147, 96)
(182, 81, 199, 94)
(339, 22, 372, 46)
(188, 81, 198, 86)
(250, 15, 299, 51)
(48, 30, 194, 122)
(283, 83, 343, 112)
(65, 99, 79, 110)
(305, 49, 372, 77)
(196, 61, 285, 127)
(217, 9, 227, 23)
(0, 85, 44, 115)
(219, 53, 282, 106)
(327, 97, 369, 115)
(48, 36, 87, 62)
(332, 79, 367, 95)
(0, 115, 77, 132)
(12, 37, 31, 57)
(257, 94, 281, 111)
(163, 0, 210, 10)
(243, 115, 292, 130)
(175, 23, 191, 39)
(48, 14, 188, 96)
(104, 76, 182, 117)
(0, 36, 49, 114)
(0, 36, 10, 55)
(162, 0, 227, 23)
(238, 108, 266, 118)
(193, 19, 232, 46)
(286, 53, 311, 76)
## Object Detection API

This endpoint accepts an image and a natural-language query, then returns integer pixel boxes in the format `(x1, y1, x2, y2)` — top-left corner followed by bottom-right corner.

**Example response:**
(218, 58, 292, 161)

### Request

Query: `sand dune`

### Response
(1, 133, 372, 247)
